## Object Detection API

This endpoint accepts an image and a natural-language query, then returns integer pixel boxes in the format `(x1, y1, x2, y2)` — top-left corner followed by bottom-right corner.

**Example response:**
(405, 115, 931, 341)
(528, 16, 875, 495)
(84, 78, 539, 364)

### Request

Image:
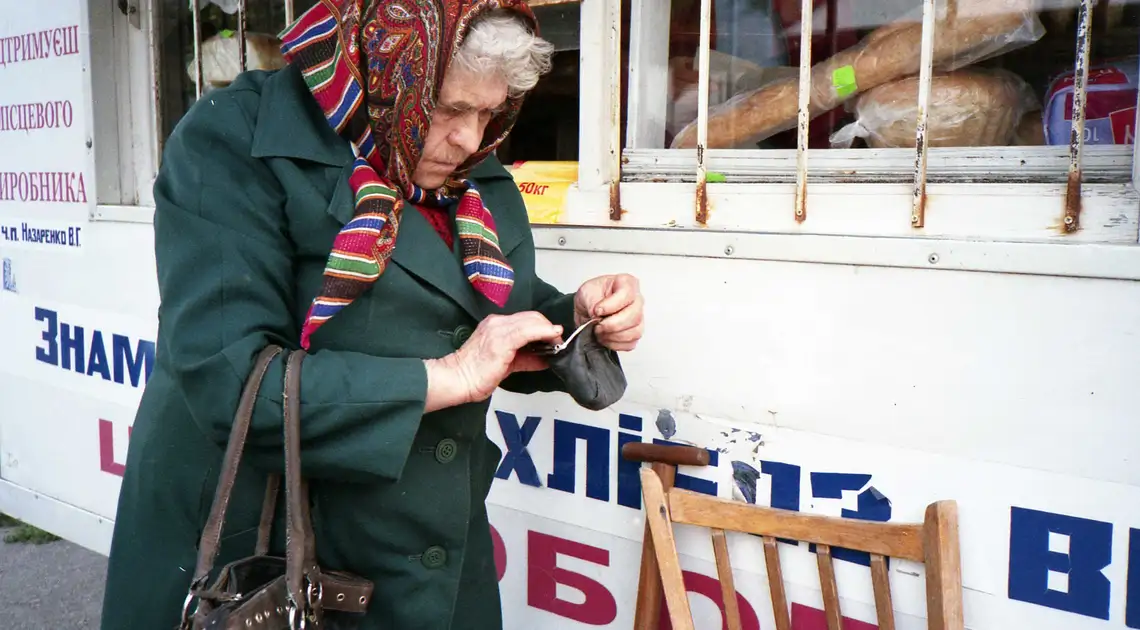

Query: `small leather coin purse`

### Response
(526, 318, 627, 411)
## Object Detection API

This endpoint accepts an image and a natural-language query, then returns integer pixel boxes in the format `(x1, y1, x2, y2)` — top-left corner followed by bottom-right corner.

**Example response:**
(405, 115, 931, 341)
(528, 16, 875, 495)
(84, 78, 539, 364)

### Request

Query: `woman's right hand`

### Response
(423, 312, 564, 412)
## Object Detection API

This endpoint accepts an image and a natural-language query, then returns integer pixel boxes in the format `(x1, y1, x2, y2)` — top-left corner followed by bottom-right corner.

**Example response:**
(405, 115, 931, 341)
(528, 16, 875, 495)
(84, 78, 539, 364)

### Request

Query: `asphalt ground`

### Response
(0, 524, 107, 629)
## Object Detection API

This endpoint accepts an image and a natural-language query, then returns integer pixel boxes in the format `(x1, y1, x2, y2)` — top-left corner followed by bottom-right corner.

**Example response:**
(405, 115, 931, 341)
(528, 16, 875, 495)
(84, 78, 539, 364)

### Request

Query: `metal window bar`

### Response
(192, 0, 203, 99)
(191, 0, 253, 100)
(610, 0, 624, 221)
(910, 0, 938, 229)
(1064, 0, 1094, 234)
(694, 0, 714, 224)
(794, 0, 814, 223)
(679, 0, 1099, 233)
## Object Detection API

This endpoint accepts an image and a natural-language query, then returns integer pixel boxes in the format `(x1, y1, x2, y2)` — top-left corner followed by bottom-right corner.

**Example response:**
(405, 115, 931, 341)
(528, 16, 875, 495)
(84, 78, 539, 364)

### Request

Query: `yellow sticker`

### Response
(509, 161, 578, 224)
(832, 65, 858, 98)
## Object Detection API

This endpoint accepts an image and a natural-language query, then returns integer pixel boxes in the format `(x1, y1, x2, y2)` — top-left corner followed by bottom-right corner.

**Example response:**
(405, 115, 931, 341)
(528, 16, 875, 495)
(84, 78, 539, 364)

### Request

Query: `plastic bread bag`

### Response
(186, 31, 287, 91)
(828, 68, 1041, 148)
(668, 51, 798, 139)
(670, 0, 1046, 149)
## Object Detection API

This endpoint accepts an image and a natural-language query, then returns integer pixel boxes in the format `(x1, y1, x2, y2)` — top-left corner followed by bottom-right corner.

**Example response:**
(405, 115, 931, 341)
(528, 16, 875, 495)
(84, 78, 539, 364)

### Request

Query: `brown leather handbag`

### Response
(178, 346, 375, 629)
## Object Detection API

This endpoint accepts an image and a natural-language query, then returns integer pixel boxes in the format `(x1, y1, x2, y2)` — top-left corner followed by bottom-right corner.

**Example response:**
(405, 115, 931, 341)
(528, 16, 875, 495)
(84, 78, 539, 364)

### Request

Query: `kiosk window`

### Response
(632, 0, 1140, 156)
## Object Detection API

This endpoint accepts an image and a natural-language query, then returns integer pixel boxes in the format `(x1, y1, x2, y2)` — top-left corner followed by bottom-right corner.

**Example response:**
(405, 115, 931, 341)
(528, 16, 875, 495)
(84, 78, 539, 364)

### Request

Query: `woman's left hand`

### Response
(573, 273, 645, 352)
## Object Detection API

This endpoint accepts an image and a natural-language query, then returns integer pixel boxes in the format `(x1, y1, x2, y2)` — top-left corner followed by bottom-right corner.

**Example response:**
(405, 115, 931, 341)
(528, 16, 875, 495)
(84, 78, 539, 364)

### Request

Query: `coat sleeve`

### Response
(152, 89, 426, 484)
(494, 221, 580, 396)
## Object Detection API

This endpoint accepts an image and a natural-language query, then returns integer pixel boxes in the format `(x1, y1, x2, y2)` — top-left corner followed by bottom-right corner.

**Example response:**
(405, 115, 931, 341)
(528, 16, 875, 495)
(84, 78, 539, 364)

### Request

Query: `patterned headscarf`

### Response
(279, 0, 538, 349)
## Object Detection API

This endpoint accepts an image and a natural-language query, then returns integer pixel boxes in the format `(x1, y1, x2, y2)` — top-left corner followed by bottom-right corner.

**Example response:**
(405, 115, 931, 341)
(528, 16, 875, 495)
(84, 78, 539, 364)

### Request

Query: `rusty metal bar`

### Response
(609, 0, 624, 221)
(192, 0, 203, 99)
(1064, 0, 1094, 233)
(694, 0, 714, 225)
(237, 0, 248, 72)
(910, 0, 937, 228)
(285, 0, 296, 25)
(793, 0, 813, 223)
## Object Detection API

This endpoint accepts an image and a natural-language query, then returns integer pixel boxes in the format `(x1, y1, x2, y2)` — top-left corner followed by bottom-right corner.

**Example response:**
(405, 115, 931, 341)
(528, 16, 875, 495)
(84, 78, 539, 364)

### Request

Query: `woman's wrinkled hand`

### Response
(573, 273, 645, 352)
(424, 312, 563, 411)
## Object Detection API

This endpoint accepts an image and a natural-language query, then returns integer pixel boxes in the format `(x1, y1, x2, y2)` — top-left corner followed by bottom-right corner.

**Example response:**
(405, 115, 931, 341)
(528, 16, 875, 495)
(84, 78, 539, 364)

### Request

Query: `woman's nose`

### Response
(450, 118, 483, 155)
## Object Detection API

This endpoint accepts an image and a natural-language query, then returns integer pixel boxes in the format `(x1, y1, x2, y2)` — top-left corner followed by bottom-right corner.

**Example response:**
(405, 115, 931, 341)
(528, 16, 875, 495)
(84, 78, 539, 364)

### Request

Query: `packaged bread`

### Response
(186, 31, 287, 90)
(1013, 110, 1045, 145)
(670, 0, 1046, 149)
(828, 69, 1040, 148)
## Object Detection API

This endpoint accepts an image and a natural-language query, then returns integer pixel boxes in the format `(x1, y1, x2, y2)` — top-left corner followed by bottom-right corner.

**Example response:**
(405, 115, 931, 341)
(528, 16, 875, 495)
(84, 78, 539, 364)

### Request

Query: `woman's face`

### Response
(413, 67, 508, 189)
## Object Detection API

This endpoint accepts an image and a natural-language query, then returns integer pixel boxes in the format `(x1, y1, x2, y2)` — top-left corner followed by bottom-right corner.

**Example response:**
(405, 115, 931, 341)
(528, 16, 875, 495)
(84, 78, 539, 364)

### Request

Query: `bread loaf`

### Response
(670, 0, 1045, 149)
(829, 70, 1039, 148)
(1014, 110, 1046, 145)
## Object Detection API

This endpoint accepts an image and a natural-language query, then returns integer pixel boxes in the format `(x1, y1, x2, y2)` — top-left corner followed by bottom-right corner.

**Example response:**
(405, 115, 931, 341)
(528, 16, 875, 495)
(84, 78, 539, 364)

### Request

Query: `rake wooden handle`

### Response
(621, 442, 711, 467)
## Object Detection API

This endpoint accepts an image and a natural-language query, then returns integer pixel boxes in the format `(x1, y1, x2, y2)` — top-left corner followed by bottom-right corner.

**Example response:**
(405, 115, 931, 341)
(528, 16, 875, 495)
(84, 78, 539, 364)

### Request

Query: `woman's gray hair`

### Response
(453, 10, 555, 98)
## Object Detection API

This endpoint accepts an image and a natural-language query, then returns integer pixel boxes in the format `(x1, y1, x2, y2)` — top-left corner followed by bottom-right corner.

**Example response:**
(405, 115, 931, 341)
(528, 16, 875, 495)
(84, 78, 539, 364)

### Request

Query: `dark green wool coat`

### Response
(99, 64, 576, 630)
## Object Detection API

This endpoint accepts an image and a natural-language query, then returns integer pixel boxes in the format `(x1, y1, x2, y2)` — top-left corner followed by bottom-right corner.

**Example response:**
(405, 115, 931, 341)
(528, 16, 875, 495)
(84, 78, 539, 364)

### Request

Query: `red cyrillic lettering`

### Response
(98, 419, 133, 477)
(658, 571, 761, 630)
(491, 524, 507, 582)
(527, 531, 617, 625)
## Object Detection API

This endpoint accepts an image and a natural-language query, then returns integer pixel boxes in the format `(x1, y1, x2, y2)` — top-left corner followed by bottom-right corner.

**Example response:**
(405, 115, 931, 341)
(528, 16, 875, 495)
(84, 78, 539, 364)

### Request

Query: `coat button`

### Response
(451, 325, 472, 348)
(422, 545, 447, 569)
(435, 438, 458, 464)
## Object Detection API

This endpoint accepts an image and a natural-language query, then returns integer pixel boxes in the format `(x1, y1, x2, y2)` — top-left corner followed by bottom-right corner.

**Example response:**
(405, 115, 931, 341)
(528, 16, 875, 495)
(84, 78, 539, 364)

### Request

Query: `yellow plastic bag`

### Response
(507, 161, 577, 224)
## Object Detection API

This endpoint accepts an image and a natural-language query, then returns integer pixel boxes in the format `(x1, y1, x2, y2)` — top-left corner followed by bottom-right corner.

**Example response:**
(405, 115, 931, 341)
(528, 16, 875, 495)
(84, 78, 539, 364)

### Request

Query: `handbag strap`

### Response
(282, 349, 321, 613)
(188, 344, 284, 590)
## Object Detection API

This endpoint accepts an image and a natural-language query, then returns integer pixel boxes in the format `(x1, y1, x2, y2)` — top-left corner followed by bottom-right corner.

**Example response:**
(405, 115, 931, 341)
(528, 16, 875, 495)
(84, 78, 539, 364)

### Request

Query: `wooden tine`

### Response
(816, 544, 843, 630)
(711, 529, 743, 630)
(763, 537, 791, 630)
(640, 466, 696, 630)
(622, 442, 711, 630)
(870, 554, 896, 630)
(923, 500, 964, 630)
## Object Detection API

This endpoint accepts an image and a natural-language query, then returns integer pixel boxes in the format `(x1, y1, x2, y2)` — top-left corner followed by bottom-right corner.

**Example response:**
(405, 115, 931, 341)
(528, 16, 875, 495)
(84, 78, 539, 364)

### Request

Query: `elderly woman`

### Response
(98, 1, 644, 628)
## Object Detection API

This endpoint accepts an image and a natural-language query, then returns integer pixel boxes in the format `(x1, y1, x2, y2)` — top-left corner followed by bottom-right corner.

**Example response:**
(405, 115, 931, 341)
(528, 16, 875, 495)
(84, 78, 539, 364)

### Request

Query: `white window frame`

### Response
(561, 0, 1140, 246)
(89, 0, 160, 223)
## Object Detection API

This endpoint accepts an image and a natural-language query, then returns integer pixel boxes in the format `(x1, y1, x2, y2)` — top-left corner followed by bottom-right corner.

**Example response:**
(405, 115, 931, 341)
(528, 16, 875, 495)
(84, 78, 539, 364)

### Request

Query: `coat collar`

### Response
(250, 65, 353, 167)
(254, 65, 520, 321)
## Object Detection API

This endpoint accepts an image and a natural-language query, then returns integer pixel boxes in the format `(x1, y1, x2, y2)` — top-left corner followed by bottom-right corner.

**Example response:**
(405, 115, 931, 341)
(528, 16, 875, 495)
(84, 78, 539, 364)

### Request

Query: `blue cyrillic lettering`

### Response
(653, 438, 717, 496)
(112, 334, 154, 387)
(34, 307, 58, 366)
(616, 413, 644, 509)
(547, 420, 609, 501)
(60, 323, 84, 373)
(1126, 528, 1139, 628)
(810, 472, 891, 567)
(1008, 506, 1112, 620)
(493, 411, 542, 487)
(86, 330, 111, 381)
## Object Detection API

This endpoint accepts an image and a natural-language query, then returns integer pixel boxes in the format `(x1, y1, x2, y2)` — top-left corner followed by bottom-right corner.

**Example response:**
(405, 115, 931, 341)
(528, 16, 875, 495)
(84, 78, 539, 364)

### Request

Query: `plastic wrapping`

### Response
(1042, 57, 1139, 146)
(186, 32, 287, 90)
(828, 69, 1040, 148)
(667, 51, 797, 139)
(669, 0, 1046, 149)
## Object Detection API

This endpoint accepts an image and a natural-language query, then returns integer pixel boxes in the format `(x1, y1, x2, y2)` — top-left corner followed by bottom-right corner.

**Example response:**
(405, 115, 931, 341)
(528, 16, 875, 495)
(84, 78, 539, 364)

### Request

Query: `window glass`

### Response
(155, 0, 588, 165)
(155, 0, 317, 143)
(656, 0, 1139, 152)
